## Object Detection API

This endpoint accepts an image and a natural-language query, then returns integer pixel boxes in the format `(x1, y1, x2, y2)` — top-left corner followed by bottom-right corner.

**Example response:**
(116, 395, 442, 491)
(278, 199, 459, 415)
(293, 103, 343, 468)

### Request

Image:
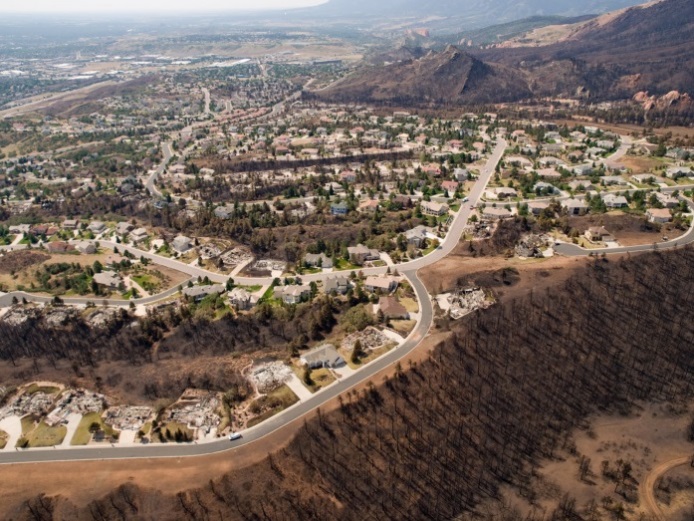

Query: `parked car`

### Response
(228, 432, 242, 441)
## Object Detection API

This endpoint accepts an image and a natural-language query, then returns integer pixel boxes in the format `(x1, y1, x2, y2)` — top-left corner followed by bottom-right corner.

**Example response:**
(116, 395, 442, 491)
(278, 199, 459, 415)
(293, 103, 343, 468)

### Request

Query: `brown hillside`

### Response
(310, 46, 532, 107)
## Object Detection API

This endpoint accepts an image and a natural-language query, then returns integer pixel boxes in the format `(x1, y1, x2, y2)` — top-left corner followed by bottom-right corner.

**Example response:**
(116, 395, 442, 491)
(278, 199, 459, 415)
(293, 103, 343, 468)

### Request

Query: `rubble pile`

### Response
(86, 309, 118, 328)
(103, 406, 154, 431)
(0, 391, 56, 421)
(253, 259, 286, 272)
(342, 326, 389, 352)
(45, 390, 106, 426)
(249, 362, 293, 394)
(220, 247, 253, 267)
(199, 244, 222, 259)
(448, 287, 492, 320)
(516, 234, 550, 258)
(166, 393, 221, 434)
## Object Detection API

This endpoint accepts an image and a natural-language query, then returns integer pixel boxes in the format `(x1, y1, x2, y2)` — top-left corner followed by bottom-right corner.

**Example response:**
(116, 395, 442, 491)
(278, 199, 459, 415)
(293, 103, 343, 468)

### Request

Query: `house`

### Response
(420, 201, 449, 216)
(214, 206, 234, 219)
(482, 207, 513, 220)
(601, 176, 628, 186)
(75, 241, 96, 254)
(358, 199, 380, 213)
(538, 156, 565, 168)
(46, 241, 75, 254)
(347, 244, 380, 265)
(115, 222, 134, 235)
(454, 168, 469, 182)
(666, 166, 693, 179)
(441, 180, 459, 194)
(404, 225, 428, 248)
(585, 227, 615, 243)
(528, 201, 550, 216)
(304, 253, 333, 269)
(631, 174, 656, 184)
(364, 275, 399, 293)
(536, 168, 563, 180)
(379, 296, 409, 320)
(182, 284, 226, 302)
(586, 147, 606, 159)
(573, 165, 594, 176)
(602, 194, 628, 209)
(392, 195, 413, 208)
(300, 344, 344, 369)
(88, 221, 106, 234)
(129, 228, 148, 243)
(563, 198, 589, 216)
(273, 285, 311, 305)
(486, 187, 518, 200)
(654, 192, 679, 208)
(533, 182, 559, 195)
(330, 202, 349, 216)
(93, 271, 121, 289)
(62, 219, 79, 230)
(339, 170, 357, 183)
(646, 208, 672, 224)
(172, 235, 193, 253)
(228, 287, 257, 310)
(324, 276, 351, 295)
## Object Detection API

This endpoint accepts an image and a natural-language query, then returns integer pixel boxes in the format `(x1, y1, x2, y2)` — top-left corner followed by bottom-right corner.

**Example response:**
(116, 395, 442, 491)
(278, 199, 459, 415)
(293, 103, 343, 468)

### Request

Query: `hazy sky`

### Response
(0, 0, 327, 13)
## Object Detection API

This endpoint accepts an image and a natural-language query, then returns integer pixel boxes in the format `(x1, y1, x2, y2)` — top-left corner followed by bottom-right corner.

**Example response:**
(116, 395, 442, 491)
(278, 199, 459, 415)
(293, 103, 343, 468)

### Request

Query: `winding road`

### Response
(0, 136, 506, 464)
(1, 134, 692, 465)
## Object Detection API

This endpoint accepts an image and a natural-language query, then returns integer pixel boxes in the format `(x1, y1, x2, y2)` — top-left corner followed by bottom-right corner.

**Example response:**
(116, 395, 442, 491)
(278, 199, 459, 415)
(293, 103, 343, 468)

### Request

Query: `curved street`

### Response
(2, 135, 692, 464)
(0, 139, 505, 464)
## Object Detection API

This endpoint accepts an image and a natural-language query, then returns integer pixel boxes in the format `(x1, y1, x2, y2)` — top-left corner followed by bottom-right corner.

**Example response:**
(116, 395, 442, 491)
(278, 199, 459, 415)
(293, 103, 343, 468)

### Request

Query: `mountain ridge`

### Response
(311, 0, 693, 106)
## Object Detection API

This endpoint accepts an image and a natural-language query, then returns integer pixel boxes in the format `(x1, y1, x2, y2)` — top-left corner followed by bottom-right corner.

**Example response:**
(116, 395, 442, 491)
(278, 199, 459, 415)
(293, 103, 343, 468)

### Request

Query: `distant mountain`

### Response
(312, 0, 693, 106)
(309, 46, 531, 106)
(301, 0, 646, 28)
(478, 0, 694, 99)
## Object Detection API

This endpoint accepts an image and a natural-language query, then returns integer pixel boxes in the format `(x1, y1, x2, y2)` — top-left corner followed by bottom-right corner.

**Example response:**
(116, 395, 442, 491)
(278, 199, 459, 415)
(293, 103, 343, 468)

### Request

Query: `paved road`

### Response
(0, 141, 506, 464)
(639, 455, 691, 521)
(0, 269, 432, 464)
(555, 195, 694, 256)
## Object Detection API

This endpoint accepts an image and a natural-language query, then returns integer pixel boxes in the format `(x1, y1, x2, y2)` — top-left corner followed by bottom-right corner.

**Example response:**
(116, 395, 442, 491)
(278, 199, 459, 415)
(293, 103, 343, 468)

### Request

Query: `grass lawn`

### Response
(346, 343, 395, 369)
(19, 418, 67, 448)
(71, 412, 119, 445)
(390, 319, 417, 337)
(421, 244, 437, 256)
(450, 204, 461, 212)
(152, 421, 194, 443)
(304, 368, 336, 393)
(333, 258, 360, 271)
(24, 384, 60, 395)
(240, 285, 263, 293)
(247, 385, 299, 428)
(401, 297, 419, 313)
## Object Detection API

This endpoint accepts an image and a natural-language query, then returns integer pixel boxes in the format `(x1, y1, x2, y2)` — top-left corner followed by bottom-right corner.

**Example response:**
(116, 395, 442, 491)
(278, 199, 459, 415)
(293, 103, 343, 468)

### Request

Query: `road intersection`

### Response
(2, 136, 693, 464)
(0, 140, 506, 464)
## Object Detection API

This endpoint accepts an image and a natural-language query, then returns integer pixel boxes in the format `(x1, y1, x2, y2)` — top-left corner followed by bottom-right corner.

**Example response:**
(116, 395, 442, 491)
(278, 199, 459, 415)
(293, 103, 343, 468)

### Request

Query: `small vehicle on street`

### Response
(229, 432, 242, 441)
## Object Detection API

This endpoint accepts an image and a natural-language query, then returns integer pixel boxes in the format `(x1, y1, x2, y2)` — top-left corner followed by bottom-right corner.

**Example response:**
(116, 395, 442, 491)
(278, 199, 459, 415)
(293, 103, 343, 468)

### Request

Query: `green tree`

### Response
(351, 339, 364, 364)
